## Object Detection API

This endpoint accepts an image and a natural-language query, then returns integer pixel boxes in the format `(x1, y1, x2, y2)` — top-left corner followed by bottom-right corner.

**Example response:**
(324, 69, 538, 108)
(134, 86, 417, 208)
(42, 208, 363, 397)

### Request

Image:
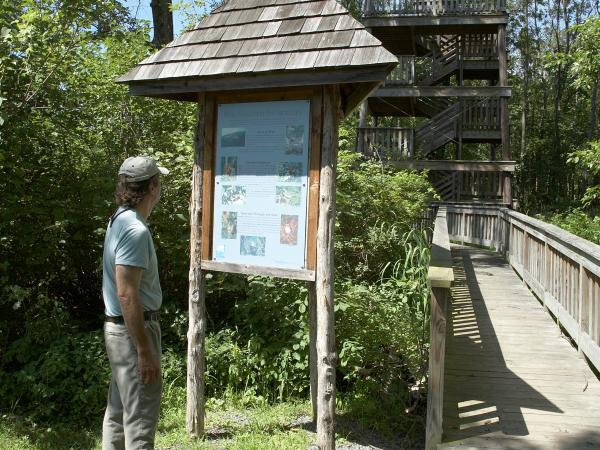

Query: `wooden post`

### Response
(358, 100, 369, 155)
(457, 98, 463, 161)
(503, 172, 512, 206)
(315, 85, 340, 450)
(186, 93, 207, 437)
(498, 24, 511, 206)
(425, 287, 449, 450)
(308, 282, 318, 421)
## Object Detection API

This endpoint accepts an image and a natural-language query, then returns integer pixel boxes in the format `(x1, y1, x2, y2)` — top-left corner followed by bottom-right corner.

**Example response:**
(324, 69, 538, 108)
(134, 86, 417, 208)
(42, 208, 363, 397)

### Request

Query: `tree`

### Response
(150, 0, 174, 48)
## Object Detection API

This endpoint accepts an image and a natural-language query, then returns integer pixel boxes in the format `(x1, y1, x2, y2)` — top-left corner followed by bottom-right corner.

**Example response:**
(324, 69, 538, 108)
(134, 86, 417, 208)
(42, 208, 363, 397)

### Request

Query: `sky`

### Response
(123, 1, 211, 37)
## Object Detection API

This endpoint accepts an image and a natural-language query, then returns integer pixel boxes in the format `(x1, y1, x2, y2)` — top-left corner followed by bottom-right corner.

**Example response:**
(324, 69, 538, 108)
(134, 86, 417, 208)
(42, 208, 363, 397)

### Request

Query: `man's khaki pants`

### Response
(102, 320, 162, 450)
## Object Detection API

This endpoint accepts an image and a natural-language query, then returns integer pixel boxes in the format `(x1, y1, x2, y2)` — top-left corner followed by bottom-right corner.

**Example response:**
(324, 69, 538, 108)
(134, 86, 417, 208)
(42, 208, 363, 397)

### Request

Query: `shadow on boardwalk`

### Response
(441, 246, 600, 450)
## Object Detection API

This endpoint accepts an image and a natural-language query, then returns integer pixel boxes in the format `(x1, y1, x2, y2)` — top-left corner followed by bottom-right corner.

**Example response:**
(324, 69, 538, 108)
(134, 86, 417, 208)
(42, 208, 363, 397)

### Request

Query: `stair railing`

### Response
(362, 0, 507, 16)
(462, 98, 501, 131)
(463, 33, 498, 58)
(385, 55, 416, 86)
(356, 127, 415, 159)
(415, 103, 461, 156)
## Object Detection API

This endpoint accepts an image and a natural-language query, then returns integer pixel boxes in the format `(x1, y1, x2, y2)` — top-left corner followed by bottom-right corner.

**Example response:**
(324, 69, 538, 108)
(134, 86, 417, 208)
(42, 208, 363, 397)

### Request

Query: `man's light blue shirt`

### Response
(102, 207, 162, 316)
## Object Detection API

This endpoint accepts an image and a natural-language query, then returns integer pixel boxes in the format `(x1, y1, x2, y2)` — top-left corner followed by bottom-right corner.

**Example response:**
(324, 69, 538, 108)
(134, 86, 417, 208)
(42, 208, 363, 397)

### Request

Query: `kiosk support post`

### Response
(309, 283, 318, 421)
(187, 93, 207, 437)
(315, 85, 341, 450)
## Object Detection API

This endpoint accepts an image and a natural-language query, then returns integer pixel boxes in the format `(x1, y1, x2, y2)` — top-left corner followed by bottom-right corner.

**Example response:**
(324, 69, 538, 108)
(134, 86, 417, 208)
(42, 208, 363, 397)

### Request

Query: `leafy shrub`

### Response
(541, 209, 600, 245)
(1, 330, 110, 424)
(0, 0, 436, 426)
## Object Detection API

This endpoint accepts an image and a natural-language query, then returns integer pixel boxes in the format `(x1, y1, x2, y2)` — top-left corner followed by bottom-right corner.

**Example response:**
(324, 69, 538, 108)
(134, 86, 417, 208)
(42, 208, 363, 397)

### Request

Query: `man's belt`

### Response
(105, 310, 160, 324)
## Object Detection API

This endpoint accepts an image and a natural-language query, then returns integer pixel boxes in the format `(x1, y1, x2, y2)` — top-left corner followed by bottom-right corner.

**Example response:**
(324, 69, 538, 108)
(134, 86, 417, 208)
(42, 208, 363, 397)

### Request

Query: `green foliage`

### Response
(570, 16, 600, 91)
(541, 209, 600, 245)
(336, 229, 430, 397)
(0, 0, 435, 433)
(568, 141, 600, 208)
(336, 150, 435, 282)
(0, 330, 110, 424)
(510, 7, 600, 213)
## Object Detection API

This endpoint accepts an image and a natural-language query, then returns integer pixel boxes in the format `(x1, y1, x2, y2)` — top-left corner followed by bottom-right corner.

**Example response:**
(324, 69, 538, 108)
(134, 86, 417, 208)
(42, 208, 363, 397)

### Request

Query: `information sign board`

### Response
(211, 100, 311, 271)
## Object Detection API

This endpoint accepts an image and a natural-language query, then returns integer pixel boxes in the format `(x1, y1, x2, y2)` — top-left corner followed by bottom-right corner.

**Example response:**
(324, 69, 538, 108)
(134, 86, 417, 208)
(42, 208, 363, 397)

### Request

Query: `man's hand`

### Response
(137, 348, 160, 385)
(116, 264, 160, 385)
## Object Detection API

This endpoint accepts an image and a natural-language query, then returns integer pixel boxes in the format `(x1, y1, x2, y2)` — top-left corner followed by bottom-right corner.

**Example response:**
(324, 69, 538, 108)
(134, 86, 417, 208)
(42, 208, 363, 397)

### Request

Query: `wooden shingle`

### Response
(117, 0, 397, 98)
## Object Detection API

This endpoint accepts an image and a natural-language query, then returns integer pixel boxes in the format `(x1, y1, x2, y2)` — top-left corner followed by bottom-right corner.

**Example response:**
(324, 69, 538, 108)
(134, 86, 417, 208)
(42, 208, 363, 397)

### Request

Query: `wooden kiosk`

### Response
(117, 1, 396, 448)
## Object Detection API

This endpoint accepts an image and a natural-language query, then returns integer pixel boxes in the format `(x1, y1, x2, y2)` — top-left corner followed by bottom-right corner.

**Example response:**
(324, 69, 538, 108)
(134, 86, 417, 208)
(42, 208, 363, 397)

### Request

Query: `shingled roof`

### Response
(117, 0, 397, 105)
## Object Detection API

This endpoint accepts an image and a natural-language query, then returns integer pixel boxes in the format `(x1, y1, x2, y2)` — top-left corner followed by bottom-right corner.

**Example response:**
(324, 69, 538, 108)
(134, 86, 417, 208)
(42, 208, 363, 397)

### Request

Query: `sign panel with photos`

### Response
(211, 100, 311, 271)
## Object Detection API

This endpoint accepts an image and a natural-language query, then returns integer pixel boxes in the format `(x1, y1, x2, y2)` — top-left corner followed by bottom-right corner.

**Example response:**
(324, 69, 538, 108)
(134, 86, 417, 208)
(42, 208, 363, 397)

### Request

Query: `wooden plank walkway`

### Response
(439, 245, 600, 450)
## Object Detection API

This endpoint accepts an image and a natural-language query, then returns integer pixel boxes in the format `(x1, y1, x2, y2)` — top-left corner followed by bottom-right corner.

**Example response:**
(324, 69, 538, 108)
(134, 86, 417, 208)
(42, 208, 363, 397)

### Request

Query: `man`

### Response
(102, 156, 169, 449)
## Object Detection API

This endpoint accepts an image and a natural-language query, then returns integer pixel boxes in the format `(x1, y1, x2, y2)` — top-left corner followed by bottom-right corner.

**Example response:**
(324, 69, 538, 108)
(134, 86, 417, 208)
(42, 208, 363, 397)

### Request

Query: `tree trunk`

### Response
(151, 0, 174, 48)
(590, 78, 598, 139)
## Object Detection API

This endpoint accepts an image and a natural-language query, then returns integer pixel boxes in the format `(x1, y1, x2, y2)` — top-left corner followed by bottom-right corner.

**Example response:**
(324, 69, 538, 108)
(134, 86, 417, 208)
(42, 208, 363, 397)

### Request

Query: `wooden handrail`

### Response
(428, 206, 454, 288)
(442, 202, 600, 373)
(425, 206, 454, 450)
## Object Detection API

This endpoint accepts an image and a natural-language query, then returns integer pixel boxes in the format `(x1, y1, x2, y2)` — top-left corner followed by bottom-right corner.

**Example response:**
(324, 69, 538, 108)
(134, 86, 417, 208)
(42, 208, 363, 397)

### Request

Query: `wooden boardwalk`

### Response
(439, 245, 600, 450)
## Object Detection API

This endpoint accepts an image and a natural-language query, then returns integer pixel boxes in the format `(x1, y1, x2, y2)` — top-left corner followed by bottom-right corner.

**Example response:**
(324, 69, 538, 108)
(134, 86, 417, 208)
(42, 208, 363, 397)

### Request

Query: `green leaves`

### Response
(568, 141, 600, 208)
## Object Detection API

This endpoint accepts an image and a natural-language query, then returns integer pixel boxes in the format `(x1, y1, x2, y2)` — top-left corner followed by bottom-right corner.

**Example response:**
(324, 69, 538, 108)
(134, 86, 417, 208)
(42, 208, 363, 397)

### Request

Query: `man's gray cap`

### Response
(118, 156, 169, 182)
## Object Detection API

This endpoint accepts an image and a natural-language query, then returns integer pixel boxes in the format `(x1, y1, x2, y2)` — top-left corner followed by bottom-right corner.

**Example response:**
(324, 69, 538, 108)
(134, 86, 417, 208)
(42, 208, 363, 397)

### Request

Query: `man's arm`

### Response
(116, 264, 160, 385)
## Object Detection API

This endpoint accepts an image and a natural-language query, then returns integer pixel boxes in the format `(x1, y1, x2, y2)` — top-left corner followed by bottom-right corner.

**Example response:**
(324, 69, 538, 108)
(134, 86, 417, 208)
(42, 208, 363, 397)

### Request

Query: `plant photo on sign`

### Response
(222, 128, 246, 147)
(285, 125, 304, 155)
(221, 156, 237, 181)
(222, 185, 247, 205)
(240, 235, 266, 256)
(275, 186, 301, 206)
(221, 211, 237, 239)
(280, 215, 299, 245)
(277, 162, 302, 183)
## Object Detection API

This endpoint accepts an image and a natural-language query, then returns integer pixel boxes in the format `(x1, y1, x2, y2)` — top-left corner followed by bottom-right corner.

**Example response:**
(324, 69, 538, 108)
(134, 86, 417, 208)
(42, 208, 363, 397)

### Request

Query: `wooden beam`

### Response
(389, 160, 515, 172)
(363, 14, 508, 28)
(200, 260, 315, 281)
(315, 85, 340, 450)
(374, 86, 511, 98)
(187, 92, 207, 438)
(463, 60, 500, 71)
(342, 80, 384, 119)
(462, 130, 502, 141)
(127, 67, 391, 99)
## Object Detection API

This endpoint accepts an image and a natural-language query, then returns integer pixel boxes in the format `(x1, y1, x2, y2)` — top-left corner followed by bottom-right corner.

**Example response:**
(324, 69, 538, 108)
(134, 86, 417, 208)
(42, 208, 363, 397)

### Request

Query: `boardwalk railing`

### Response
(444, 203, 600, 372)
(362, 0, 507, 16)
(426, 206, 454, 450)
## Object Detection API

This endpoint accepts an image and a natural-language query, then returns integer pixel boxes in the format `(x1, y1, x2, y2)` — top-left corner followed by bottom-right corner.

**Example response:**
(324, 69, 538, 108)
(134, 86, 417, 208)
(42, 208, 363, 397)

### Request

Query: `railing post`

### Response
(578, 265, 585, 355)
(426, 206, 454, 450)
(426, 287, 448, 450)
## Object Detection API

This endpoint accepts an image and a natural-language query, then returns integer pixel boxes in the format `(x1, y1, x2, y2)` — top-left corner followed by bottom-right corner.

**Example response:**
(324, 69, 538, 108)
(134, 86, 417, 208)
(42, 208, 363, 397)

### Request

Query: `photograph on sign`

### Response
(212, 100, 311, 271)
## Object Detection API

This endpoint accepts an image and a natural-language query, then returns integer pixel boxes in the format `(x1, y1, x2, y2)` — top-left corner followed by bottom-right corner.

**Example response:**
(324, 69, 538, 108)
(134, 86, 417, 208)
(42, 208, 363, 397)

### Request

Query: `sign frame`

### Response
(199, 88, 322, 281)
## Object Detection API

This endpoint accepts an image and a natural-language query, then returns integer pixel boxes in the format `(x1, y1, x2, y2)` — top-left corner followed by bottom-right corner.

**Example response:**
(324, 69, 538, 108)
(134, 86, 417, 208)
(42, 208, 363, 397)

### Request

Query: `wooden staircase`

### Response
(418, 35, 459, 86)
(415, 102, 460, 156)
(429, 171, 459, 201)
